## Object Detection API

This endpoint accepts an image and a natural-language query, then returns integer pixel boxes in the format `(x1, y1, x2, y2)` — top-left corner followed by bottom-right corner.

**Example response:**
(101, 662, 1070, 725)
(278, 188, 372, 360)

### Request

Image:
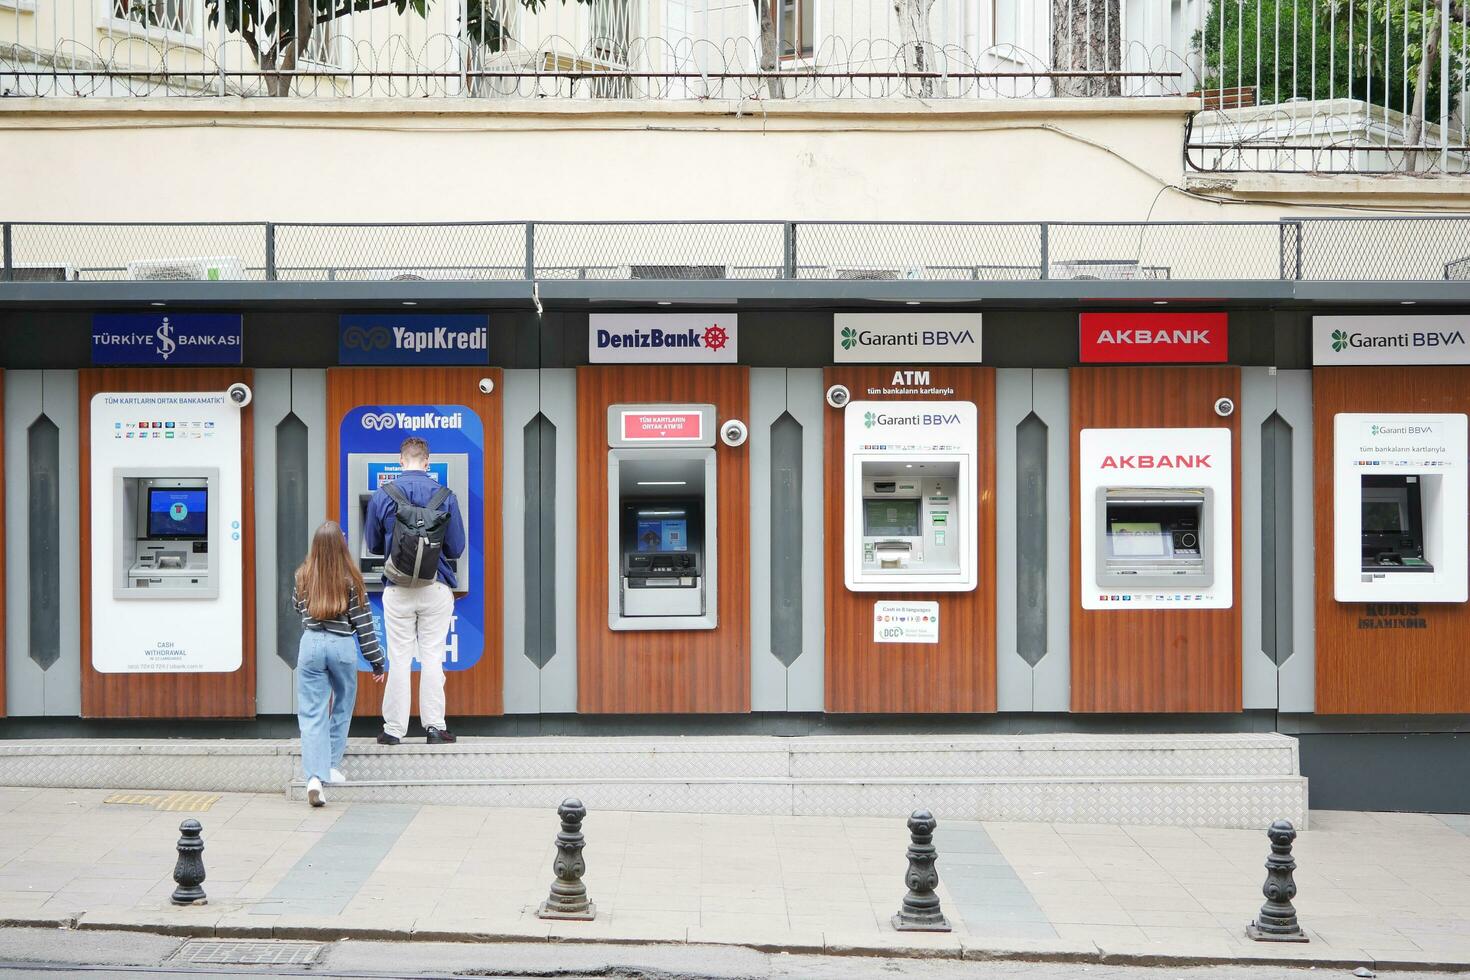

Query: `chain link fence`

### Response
(4, 218, 1470, 283)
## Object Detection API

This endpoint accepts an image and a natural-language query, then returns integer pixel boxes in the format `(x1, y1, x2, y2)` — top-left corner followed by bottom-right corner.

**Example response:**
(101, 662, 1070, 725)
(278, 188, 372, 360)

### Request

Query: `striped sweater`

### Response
(291, 583, 384, 671)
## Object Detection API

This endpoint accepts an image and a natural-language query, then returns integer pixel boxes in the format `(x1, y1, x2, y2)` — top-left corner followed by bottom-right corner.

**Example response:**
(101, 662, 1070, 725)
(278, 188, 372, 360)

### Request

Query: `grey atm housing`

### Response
(344, 452, 472, 593)
(607, 404, 718, 632)
(1095, 486, 1214, 589)
(113, 467, 220, 600)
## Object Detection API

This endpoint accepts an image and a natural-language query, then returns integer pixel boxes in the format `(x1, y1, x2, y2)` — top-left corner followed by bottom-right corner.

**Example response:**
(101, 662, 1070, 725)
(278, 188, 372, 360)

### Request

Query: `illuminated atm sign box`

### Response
(1079, 313, 1228, 363)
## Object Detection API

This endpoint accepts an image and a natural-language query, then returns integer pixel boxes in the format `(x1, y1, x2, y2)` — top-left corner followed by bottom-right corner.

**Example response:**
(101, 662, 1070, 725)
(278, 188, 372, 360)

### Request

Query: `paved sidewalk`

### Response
(0, 785, 1467, 968)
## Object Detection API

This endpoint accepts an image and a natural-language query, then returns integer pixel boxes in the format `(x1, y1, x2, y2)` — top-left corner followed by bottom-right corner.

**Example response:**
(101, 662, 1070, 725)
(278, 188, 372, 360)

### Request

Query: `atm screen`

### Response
(1108, 521, 1167, 557)
(1362, 500, 1406, 534)
(864, 499, 920, 537)
(147, 488, 208, 539)
(636, 518, 688, 552)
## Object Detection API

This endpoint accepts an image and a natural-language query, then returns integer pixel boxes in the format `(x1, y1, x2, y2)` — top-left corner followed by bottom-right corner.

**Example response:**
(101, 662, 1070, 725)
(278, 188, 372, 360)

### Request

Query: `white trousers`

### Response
(381, 582, 454, 737)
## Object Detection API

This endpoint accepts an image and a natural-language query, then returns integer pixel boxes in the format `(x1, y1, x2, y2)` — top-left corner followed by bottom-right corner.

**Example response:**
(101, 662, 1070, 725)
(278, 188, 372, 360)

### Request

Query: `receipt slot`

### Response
(1095, 488, 1213, 588)
(1333, 413, 1467, 602)
(608, 404, 719, 630)
(344, 452, 472, 593)
(113, 470, 220, 598)
(844, 400, 978, 592)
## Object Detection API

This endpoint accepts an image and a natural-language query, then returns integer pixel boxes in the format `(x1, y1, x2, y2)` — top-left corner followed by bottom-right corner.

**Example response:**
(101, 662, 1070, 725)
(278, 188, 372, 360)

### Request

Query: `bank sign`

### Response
(834, 314, 982, 363)
(590, 314, 737, 363)
(1079, 312, 1228, 363)
(1313, 316, 1470, 365)
(339, 314, 490, 365)
(92, 313, 243, 366)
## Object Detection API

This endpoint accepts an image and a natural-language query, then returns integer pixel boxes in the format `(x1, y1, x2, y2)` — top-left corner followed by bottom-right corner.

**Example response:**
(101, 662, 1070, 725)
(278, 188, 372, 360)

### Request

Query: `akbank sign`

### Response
(339, 314, 490, 365)
(1313, 316, 1470, 365)
(834, 313, 982, 363)
(590, 314, 738, 363)
(92, 314, 243, 366)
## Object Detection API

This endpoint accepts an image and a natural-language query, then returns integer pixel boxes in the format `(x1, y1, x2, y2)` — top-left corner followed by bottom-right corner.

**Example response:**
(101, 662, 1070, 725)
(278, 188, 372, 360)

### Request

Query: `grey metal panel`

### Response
(251, 370, 291, 715)
(501, 369, 540, 715)
(5, 372, 42, 716)
(45, 371, 80, 716)
(1032, 369, 1071, 713)
(748, 368, 786, 712)
(1240, 368, 1278, 710)
(538, 369, 579, 714)
(786, 368, 825, 712)
(994, 369, 1033, 712)
(1277, 370, 1316, 713)
(280, 370, 328, 714)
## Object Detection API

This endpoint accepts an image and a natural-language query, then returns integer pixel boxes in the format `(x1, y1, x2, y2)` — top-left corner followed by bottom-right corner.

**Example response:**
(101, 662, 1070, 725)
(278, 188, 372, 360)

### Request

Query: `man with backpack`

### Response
(363, 435, 466, 745)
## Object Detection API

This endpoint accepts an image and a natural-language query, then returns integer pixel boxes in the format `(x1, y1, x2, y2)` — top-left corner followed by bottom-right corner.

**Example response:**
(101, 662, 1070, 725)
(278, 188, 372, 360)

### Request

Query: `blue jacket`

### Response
(363, 470, 466, 589)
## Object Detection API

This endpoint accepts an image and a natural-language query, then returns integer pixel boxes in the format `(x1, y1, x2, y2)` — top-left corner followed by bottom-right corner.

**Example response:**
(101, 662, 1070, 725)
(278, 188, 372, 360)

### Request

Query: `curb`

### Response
(40, 912, 1469, 972)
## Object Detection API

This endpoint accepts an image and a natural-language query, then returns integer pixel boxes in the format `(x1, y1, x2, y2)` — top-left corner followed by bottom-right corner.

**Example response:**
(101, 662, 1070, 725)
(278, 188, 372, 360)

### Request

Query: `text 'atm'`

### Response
(844, 400, 978, 592)
(113, 470, 219, 598)
(1095, 487, 1213, 588)
(607, 404, 718, 630)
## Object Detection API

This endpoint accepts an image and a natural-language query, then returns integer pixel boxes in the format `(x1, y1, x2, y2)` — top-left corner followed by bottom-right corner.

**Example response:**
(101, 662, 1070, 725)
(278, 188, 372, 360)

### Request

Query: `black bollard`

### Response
(892, 809, 951, 932)
(1246, 819, 1307, 942)
(171, 819, 207, 907)
(537, 798, 595, 920)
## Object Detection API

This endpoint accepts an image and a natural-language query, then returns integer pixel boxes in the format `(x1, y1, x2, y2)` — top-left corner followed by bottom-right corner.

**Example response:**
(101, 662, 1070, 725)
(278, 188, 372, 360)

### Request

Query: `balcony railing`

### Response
(3, 218, 1470, 284)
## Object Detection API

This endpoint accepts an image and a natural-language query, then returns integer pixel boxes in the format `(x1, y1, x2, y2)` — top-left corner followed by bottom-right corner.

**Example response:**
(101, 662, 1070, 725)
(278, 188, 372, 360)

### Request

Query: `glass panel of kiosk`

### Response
(1094, 486, 1213, 589)
(1361, 474, 1433, 572)
(113, 469, 220, 599)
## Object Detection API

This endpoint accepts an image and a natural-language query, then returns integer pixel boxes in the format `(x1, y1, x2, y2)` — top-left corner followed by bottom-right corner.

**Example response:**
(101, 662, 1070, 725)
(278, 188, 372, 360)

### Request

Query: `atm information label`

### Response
(622, 412, 703, 441)
(873, 601, 940, 644)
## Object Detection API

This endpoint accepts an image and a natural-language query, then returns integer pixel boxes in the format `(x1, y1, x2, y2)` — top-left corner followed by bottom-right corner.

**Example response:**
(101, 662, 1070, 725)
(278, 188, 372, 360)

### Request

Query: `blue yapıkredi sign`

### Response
(339, 314, 490, 365)
(340, 404, 485, 672)
(92, 314, 243, 365)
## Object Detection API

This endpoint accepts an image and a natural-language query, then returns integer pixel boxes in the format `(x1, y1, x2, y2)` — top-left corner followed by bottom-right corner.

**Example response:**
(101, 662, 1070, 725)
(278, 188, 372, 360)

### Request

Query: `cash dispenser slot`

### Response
(1095, 487, 1213, 589)
(1361, 475, 1434, 573)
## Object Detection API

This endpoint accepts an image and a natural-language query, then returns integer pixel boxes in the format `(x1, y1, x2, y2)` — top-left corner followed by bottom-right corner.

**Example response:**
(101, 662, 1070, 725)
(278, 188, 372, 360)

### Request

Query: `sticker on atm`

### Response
(621, 411, 703, 441)
(873, 601, 940, 644)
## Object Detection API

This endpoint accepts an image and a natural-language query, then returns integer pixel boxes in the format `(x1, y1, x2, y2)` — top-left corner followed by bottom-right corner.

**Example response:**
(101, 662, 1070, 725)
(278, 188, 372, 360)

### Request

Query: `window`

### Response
(589, 0, 636, 64)
(112, 0, 194, 34)
(776, 0, 812, 59)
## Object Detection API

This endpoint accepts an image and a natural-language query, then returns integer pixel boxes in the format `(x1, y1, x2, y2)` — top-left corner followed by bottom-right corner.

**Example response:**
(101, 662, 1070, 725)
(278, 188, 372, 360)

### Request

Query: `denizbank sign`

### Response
(834, 313, 982, 363)
(1313, 316, 1470, 365)
(590, 314, 737, 363)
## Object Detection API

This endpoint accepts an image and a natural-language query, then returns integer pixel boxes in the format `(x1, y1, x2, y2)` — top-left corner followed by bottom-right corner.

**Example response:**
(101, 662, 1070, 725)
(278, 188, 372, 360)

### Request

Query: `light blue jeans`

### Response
(296, 630, 360, 783)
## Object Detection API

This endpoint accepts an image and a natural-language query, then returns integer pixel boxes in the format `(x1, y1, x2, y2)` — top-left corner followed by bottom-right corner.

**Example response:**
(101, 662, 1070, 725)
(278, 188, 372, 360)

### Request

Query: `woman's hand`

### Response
(372, 669, 386, 685)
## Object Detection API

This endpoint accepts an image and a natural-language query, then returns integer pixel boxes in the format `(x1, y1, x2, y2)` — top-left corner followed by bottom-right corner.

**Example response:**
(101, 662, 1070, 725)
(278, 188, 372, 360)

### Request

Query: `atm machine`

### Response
(344, 453, 472, 592)
(607, 404, 718, 630)
(1360, 475, 1432, 572)
(844, 400, 978, 592)
(113, 469, 220, 598)
(1095, 487, 1213, 588)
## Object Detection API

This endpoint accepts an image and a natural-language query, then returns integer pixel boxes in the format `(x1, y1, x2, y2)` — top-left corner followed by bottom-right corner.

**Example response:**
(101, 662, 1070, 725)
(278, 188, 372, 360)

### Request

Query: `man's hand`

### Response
(372, 670, 386, 685)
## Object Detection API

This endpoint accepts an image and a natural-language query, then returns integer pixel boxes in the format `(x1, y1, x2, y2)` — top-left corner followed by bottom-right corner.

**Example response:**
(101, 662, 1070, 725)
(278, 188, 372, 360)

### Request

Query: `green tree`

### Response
(207, 0, 590, 96)
(1196, 0, 1466, 133)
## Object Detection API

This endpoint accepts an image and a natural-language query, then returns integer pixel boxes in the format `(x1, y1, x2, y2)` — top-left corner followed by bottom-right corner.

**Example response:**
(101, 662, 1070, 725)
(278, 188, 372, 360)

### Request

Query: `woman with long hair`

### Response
(292, 521, 385, 807)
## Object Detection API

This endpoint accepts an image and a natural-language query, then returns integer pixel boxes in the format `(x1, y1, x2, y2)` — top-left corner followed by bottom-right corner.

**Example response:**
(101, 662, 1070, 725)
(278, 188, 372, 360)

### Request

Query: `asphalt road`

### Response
(0, 928, 1457, 980)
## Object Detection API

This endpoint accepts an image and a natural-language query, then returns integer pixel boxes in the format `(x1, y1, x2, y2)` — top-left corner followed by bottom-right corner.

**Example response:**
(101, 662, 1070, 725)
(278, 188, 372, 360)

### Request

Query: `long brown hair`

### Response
(295, 521, 368, 620)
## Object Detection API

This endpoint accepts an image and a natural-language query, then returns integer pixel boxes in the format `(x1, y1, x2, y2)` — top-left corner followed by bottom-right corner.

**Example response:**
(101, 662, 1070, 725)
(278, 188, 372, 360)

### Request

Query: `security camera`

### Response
(826, 384, 851, 409)
(226, 383, 252, 408)
(478, 378, 495, 395)
(1214, 396, 1235, 418)
(720, 419, 749, 448)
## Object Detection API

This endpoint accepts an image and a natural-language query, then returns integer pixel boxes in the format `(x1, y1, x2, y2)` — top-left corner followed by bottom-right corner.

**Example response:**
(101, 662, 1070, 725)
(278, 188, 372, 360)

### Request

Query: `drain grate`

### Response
(173, 940, 324, 966)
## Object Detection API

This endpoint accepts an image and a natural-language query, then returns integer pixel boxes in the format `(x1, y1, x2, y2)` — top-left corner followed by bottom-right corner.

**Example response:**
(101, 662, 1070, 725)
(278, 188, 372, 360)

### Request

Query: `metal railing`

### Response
(4, 218, 1470, 283)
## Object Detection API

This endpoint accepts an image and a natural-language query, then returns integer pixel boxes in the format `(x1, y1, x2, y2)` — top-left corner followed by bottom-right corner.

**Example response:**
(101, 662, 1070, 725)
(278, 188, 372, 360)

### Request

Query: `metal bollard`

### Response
(1247, 819, 1307, 942)
(893, 809, 951, 932)
(537, 798, 596, 920)
(171, 819, 207, 906)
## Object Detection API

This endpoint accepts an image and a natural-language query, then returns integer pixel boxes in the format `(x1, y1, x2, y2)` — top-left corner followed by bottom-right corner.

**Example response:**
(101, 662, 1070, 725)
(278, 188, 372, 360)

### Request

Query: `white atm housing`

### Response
(844, 400, 978, 592)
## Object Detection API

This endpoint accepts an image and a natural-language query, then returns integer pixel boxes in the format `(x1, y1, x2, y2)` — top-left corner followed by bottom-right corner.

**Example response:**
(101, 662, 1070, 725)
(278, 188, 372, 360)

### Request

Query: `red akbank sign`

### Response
(1079, 313, 1228, 363)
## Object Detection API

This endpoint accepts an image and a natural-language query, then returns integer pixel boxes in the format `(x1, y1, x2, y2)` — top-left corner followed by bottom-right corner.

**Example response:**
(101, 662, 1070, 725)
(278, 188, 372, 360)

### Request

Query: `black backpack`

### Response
(382, 481, 452, 588)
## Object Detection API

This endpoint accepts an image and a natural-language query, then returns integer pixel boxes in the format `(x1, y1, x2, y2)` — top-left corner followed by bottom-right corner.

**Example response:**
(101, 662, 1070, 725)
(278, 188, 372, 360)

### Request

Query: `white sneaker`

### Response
(328, 768, 347, 785)
(306, 777, 325, 807)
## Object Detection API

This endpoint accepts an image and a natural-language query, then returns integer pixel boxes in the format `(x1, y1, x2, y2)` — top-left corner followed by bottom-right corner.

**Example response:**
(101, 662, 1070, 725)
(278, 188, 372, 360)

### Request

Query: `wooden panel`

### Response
(326, 368, 504, 718)
(576, 366, 750, 714)
(0, 371, 6, 718)
(1069, 367, 1242, 713)
(1315, 366, 1470, 714)
(823, 367, 997, 714)
(80, 368, 256, 719)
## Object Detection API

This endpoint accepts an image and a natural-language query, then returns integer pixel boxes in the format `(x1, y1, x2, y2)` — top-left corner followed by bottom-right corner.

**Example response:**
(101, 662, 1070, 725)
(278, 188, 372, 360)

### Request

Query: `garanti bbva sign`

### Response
(834, 314, 982, 363)
(1313, 316, 1470, 365)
